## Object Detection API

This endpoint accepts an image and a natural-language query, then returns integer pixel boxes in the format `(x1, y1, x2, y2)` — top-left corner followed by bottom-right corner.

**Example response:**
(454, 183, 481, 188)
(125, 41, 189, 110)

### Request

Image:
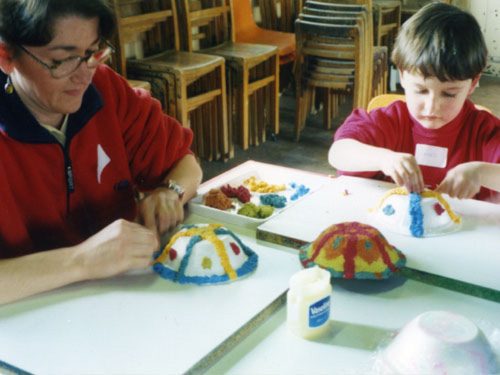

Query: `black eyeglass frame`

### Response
(16, 39, 115, 79)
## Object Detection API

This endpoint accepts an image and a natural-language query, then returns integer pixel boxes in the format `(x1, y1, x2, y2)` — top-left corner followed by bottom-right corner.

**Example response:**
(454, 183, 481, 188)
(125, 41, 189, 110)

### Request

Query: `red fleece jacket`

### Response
(0, 65, 193, 258)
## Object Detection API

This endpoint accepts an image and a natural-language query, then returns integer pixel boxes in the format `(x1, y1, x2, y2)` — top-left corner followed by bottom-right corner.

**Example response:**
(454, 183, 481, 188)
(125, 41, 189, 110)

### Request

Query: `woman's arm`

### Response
(0, 219, 159, 305)
(161, 153, 203, 204)
(137, 154, 202, 236)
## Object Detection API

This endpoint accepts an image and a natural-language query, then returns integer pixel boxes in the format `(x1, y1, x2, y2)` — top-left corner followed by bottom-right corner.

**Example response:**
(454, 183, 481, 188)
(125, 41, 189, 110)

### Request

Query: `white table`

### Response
(1, 161, 499, 375)
(258, 173, 500, 295)
(207, 277, 500, 375)
(0, 216, 301, 375)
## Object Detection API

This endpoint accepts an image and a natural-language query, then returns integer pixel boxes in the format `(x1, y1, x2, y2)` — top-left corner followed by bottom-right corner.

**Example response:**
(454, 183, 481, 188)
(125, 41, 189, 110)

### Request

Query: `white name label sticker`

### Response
(415, 144, 448, 168)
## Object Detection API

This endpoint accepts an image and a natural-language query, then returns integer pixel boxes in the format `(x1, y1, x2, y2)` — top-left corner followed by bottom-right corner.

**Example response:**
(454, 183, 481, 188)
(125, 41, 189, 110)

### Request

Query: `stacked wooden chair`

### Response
(373, 0, 401, 52)
(257, 0, 302, 32)
(108, 0, 230, 161)
(127, 79, 152, 94)
(233, 0, 295, 92)
(175, 0, 280, 151)
(294, 0, 388, 140)
(373, 0, 401, 90)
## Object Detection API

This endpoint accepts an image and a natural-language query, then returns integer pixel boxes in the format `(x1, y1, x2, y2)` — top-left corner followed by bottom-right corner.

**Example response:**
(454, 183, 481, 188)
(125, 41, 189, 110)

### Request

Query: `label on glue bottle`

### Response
(309, 295, 331, 327)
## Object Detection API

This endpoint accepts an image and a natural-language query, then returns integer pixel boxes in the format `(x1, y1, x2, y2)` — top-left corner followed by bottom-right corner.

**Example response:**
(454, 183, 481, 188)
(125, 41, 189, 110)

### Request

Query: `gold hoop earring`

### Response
(4, 76, 13, 94)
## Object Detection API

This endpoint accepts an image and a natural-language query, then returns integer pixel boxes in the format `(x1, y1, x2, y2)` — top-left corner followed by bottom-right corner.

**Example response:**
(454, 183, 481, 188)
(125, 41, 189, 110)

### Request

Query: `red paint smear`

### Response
(169, 248, 178, 261)
(342, 235, 358, 278)
(230, 242, 240, 255)
(433, 202, 445, 216)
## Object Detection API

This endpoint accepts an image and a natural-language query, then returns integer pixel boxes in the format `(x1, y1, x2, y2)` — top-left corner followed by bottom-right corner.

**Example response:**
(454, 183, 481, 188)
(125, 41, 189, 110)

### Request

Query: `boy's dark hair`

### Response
(392, 3, 487, 82)
(0, 0, 115, 47)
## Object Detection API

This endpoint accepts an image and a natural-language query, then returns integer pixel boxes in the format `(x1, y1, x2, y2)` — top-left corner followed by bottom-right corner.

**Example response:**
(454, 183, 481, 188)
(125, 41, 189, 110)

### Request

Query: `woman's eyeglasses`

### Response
(17, 40, 115, 79)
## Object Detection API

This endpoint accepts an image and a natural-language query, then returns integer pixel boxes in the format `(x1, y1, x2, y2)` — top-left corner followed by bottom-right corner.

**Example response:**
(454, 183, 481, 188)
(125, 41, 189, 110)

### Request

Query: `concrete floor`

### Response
(200, 74, 500, 182)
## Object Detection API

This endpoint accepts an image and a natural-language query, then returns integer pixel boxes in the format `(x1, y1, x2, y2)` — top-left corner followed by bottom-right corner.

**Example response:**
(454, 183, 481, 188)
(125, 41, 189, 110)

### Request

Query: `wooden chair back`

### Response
(108, 0, 230, 161)
(367, 93, 405, 112)
(303, 0, 388, 99)
(233, 0, 296, 67)
(294, 0, 390, 138)
(176, 0, 234, 52)
(301, 1, 373, 108)
(234, 0, 259, 33)
(176, 0, 280, 150)
(294, 18, 364, 137)
(258, 0, 299, 32)
(373, 0, 401, 55)
(108, 0, 181, 77)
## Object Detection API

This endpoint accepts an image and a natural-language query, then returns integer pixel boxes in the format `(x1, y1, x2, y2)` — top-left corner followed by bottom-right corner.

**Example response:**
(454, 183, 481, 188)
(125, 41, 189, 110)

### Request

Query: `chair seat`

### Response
(236, 28, 296, 64)
(374, 0, 401, 7)
(130, 50, 224, 74)
(127, 79, 152, 93)
(204, 42, 279, 67)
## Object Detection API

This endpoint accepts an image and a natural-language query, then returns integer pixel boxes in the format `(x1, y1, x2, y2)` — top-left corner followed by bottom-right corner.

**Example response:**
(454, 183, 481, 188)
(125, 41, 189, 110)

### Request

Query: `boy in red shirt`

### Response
(329, 3, 500, 203)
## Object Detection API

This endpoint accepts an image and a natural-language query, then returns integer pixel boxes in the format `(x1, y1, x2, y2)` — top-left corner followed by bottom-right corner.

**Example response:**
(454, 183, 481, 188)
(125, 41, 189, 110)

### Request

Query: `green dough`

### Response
(237, 203, 274, 218)
(258, 205, 274, 218)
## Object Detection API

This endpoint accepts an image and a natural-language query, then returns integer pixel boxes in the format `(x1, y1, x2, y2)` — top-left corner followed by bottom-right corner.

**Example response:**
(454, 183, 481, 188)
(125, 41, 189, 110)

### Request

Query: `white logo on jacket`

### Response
(97, 144, 110, 184)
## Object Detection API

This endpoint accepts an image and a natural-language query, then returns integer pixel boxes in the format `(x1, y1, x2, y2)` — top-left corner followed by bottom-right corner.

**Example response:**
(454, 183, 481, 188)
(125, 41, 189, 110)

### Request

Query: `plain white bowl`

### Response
(377, 311, 500, 375)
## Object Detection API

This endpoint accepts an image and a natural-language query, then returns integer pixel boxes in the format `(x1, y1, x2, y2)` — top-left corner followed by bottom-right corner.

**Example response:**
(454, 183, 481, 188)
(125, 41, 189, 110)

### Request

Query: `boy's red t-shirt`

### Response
(334, 99, 500, 202)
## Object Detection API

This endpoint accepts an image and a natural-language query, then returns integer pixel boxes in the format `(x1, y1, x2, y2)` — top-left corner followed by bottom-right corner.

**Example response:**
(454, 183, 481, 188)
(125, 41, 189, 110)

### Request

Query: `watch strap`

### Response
(159, 180, 185, 200)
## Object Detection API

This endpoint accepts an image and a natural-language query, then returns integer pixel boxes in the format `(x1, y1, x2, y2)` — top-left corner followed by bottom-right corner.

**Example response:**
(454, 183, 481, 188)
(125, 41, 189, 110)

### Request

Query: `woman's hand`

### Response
(436, 162, 482, 199)
(137, 188, 184, 237)
(381, 151, 425, 193)
(76, 219, 159, 280)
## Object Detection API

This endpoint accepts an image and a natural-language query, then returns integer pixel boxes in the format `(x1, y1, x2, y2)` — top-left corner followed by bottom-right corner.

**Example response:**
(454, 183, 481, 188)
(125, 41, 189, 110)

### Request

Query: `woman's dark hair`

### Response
(0, 0, 115, 46)
(392, 3, 487, 81)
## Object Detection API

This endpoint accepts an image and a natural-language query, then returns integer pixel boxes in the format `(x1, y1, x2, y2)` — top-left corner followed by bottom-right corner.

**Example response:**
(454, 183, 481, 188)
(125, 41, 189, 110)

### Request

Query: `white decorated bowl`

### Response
(377, 311, 499, 375)
(375, 193, 461, 237)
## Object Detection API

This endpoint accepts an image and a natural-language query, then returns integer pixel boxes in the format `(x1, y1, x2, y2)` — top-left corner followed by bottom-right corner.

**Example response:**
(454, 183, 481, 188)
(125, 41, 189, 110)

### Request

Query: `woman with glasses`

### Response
(0, 0, 202, 304)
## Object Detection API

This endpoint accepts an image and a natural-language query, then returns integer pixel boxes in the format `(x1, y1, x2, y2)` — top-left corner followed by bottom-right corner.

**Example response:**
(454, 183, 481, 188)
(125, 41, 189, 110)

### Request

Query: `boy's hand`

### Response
(436, 162, 482, 199)
(381, 151, 425, 193)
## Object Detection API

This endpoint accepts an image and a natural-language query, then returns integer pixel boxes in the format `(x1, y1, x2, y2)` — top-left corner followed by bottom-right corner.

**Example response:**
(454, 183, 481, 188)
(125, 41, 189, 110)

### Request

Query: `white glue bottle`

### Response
(287, 266, 332, 339)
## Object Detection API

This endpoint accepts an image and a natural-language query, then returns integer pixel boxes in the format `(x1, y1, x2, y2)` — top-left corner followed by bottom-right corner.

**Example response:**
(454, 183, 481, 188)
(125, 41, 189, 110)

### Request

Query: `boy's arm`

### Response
(329, 139, 425, 193)
(436, 161, 500, 199)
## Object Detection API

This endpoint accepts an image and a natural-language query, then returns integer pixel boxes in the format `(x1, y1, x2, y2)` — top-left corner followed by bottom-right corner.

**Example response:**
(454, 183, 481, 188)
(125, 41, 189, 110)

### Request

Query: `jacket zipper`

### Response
(62, 146, 75, 216)
(61, 141, 94, 236)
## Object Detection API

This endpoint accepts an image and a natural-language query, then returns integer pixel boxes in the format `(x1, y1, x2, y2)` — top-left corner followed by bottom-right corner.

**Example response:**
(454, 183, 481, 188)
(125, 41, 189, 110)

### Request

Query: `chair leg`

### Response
(303, 86, 311, 126)
(208, 101, 217, 161)
(323, 88, 331, 130)
(240, 67, 250, 150)
(249, 91, 257, 147)
(294, 81, 306, 141)
(259, 63, 267, 144)
(217, 63, 231, 160)
(310, 87, 317, 115)
(271, 53, 280, 136)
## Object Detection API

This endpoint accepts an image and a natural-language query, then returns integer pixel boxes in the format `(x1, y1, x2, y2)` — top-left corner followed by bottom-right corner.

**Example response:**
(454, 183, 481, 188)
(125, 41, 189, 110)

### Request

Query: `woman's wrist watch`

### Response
(159, 179, 185, 200)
